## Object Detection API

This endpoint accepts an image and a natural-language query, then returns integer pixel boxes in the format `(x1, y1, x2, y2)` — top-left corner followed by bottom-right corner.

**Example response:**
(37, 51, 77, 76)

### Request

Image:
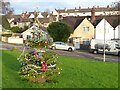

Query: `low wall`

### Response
(1, 37, 8, 42)
(8, 37, 23, 44)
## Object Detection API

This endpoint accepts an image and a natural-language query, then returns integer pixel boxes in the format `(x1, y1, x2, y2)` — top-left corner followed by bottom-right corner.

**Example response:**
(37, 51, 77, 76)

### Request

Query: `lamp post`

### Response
(103, 13, 106, 62)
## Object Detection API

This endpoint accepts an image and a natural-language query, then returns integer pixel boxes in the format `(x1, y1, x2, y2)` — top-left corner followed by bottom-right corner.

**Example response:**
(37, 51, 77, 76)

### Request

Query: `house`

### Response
(53, 6, 120, 21)
(95, 18, 114, 40)
(71, 17, 95, 49)
(115, 25, 120, 39)
(61, 12, 119, 49)
(104, 15, 120, 39)
(21, 25, 50, 41)
(6, 11, 57, 29)
(94, 15, 120, 40)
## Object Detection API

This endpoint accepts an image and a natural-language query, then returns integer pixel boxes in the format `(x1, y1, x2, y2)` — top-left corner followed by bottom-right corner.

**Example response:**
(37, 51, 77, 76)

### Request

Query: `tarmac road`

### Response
(1, 42, 119, 62)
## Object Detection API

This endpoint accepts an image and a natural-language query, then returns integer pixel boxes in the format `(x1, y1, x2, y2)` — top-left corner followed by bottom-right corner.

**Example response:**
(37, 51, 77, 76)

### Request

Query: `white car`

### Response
(49, 42, 75, 51)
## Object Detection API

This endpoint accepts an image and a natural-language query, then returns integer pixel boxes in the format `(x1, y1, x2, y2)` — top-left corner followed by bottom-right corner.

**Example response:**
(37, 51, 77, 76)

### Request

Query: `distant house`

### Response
(53, 6, 120, 21)
(6, 11, 57, 29)
(70, 18, 95, 49)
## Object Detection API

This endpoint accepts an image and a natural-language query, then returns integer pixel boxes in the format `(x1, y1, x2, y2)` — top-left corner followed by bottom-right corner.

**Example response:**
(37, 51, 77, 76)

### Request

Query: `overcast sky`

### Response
(8, 0, 118, 14)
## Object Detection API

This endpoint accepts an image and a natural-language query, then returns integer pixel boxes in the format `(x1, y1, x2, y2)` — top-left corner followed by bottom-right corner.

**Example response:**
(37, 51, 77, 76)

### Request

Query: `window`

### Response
(83, 27, 90, 32)
(83, 38, 90, 45)
(83, 27, 86, 32)
(87, 27, 90, 31)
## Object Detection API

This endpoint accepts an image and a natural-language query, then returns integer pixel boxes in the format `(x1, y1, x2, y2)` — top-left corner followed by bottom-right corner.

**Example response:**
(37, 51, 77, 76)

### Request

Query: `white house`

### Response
(21, 25, 49, 40)
(37, 12, 44, 18)
(53, 6, 120, 17)
(115, 24, 120, 39)
(95, 18, 114, 40)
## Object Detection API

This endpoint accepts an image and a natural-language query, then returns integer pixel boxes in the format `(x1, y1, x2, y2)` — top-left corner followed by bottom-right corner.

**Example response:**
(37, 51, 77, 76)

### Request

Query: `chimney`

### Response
(91, 6, 95, 23)
(107, 5, 109, 8)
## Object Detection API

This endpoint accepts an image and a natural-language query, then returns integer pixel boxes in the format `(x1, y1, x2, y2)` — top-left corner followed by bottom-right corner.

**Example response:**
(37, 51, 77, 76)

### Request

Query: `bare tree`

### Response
(1, 0, 14, 15)
(111, 1, 120, 11)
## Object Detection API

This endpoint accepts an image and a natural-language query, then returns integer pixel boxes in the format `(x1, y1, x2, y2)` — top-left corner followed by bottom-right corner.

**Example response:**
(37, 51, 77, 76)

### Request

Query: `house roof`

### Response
(104, 15, 120, 28)
(6, 14, 21, 19)
(61, 15, 120, 32)
(93, 15, 120, 28)
(56, 6, 118, 13)
(61, 16, 83, 32)
(22, 25, 47, 35)
(38, 18, 49, 24)
(74, 17, 85, 29)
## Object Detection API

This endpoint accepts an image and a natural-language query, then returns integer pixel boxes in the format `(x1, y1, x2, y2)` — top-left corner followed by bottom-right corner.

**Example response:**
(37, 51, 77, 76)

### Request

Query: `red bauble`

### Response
(38, 43, 40, 46)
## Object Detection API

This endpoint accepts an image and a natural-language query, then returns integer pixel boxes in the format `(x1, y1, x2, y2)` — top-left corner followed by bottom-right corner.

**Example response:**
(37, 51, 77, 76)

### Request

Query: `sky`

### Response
(8, 0, 118, 14)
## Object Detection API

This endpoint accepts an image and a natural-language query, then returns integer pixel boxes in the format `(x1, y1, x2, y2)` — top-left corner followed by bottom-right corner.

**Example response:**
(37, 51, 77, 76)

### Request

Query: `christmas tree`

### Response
(18, 13, 62, 83)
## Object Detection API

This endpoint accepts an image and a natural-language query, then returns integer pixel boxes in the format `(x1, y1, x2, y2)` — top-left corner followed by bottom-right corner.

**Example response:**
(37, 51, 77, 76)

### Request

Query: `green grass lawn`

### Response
(2, 50, 118, 88)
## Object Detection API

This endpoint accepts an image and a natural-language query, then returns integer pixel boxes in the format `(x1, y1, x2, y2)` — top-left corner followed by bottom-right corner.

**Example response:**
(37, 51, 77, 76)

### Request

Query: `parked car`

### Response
(49, 42, 75, 51)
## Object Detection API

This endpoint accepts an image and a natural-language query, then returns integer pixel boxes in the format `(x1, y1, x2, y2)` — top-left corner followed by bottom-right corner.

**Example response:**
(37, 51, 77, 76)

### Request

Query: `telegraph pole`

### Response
(103, 12, 106, 62)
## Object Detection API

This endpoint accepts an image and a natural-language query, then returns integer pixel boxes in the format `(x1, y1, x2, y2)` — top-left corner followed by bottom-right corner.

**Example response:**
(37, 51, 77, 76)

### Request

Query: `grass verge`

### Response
(2, 50, 118, 88)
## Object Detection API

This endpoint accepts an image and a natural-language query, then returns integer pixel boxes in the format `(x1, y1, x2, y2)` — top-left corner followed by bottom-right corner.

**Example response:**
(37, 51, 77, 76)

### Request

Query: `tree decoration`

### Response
(18, 23, 62, 83)
(18, 50, 61, 83)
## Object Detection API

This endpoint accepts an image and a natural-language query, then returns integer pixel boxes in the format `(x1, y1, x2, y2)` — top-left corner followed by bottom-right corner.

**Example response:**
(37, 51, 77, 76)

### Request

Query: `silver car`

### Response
(49, 42, 75, 51)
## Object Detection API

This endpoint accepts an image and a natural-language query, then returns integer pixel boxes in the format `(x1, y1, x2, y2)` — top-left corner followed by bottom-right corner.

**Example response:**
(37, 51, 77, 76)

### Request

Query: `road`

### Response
(1, 42, 119, 62)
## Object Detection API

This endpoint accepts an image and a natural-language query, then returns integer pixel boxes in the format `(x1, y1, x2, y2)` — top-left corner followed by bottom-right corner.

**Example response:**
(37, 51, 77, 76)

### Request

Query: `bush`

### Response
(47, 22, 71, 42)
(10, 26, 26, 33)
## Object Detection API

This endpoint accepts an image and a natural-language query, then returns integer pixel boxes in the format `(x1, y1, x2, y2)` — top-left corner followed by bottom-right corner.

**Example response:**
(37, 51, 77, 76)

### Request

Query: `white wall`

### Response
(95, 19, 114, 40)
(0, 25, 2, 32)
(53, 10, 119, 16)
(115, 25, 120, 39)
(8, 37, 23, 44)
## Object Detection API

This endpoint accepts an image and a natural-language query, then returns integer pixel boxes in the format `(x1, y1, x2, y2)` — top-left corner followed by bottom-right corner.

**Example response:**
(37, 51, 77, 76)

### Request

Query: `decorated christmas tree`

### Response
(18, 13, 62, 83)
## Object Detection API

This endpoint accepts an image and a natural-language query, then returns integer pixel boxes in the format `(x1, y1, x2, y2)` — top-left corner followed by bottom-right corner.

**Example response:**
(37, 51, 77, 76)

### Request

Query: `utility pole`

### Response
(103, 12, 106, 62)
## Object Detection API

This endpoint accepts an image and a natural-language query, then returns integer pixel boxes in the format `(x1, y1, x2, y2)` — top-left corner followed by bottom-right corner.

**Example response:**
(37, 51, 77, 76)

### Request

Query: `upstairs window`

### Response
(83, 27, 86, 32)
(83, 27, 90, 32)
(87, 27, 90, 31)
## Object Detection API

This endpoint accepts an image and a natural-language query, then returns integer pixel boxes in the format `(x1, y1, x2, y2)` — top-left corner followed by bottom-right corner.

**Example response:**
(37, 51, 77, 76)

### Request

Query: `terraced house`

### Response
(61, 7, 120, 49)
(53, 6, 120, 21)
(6, 11, 57, 29)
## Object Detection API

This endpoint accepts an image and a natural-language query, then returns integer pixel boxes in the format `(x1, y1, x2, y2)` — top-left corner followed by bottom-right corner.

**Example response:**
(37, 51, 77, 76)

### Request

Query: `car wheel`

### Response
(93, 50, 98, 54)
(68, 48, 72, 51)
(52, 46, 56, 50)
